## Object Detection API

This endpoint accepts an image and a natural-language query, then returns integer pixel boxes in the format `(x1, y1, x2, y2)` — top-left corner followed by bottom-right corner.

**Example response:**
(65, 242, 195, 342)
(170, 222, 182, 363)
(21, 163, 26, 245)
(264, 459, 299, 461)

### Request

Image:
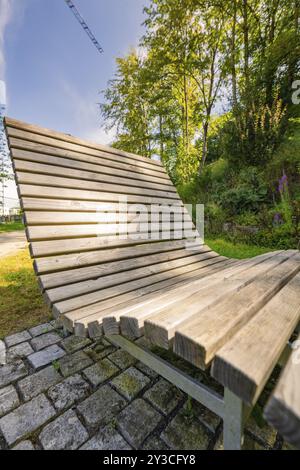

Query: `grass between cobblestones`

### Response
(0, 249, 51, 338)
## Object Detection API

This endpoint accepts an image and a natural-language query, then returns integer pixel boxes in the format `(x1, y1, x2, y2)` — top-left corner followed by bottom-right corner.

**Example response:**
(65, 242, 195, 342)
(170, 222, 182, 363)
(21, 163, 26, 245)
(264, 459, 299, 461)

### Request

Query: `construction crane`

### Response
(64, 0, 104, 55)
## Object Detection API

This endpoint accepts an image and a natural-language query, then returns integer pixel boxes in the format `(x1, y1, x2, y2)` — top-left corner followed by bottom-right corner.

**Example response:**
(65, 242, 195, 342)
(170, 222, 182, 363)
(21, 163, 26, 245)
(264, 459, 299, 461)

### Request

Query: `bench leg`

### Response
(223, 388, 245, 450)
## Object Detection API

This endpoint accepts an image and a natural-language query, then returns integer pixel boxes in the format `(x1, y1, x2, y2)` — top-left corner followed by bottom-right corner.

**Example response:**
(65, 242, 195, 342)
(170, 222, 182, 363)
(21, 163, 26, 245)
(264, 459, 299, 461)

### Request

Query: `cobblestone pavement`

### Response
(0, 321, 291, 450)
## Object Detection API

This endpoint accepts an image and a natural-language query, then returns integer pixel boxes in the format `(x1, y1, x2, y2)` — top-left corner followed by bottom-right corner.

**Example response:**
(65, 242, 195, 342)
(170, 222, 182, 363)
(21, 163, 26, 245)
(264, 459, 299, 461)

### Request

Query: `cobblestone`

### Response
(117, 399, 163, 449)
(110, 367, 150, 400)
(0, 385, 19, 417)
(39, 409, 88, 450)
(28, 345, 66, 370)
(59, 350, 93, 377)
(83, 359, 119, 386)
(47, 374, 90, 411)
(5, 331, 31, 348)
(77, 385, 126, 430)
(18, 366, 61, 401)
(0, 360, 28, 388)
(31, 332, 61, 351)
(80, 425, 131, 450)
(0, 394, 56, 445)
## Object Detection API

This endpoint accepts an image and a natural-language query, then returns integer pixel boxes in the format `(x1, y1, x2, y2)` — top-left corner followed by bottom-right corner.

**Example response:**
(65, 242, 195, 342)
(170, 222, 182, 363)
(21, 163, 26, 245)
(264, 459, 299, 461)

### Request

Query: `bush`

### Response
(251, 225, 298, 249)
(219, 167, 268, 215)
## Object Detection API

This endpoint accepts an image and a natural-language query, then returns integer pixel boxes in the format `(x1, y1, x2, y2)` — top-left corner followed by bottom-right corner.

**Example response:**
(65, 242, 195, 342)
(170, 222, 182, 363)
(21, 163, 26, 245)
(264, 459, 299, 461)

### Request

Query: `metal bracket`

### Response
(107, 334, 247, 450)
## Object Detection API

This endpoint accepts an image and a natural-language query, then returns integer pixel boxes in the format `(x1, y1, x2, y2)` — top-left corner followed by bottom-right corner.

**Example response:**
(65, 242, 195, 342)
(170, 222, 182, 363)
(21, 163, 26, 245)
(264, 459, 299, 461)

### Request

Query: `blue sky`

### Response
(0, 0, 148, 203)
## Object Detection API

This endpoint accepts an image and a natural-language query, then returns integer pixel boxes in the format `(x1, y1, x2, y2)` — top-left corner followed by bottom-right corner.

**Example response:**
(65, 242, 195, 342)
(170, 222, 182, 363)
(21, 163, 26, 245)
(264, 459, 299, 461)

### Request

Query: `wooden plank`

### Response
(57, 256, 231, 324)
(21, 197, 186, 213)
(5, 117, 163, 169)
(264, 332, 300, 449)
(211, 272, 300, 406)
(81, 259, 239, 338)
(64, 258, 235, 333)
(11, 145, 170, 184)
(29, 233, 201, 258)
(26, 221, 194, 241)
(6, 124, 165, 173)
(10, 137, 169, 181)
(120, 251, 281, 340)
(173, 252, 300, 369)
(24, 210, 191, 226)
(39, 246, 210, 289)
(15, 171, 180, 200)
(13, 158, 176, 193)
(46, 250, 221, 307)
(18, 184, 182, 206)
(36, 239, 207, 277)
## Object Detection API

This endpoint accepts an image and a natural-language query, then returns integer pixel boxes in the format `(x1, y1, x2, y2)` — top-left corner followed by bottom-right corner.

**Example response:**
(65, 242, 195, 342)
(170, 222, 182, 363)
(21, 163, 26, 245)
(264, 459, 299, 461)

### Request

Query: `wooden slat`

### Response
(264, 332, 300, 449)
(5, 118, 163, 167)
(173, 252, 300, 369)
(13, 158, 176, 194)
(21, 197, 186, 213)
(211, 272, 300, 406)
(26, 222, 194, 242)
(4, 117, 161, 166)
(120, 251, 281, 341)
(57, 255, 231, 324)
(46, 250, 221, 307)
(35, 239, 203, 276)
(63, 258, 235, 333)
(25, 210, 191, 226)
(15, 171, 180, 200)
(39, 246, 210, 289)
(6, 123, 165, 172)
(30, 234, 202, 258)
(11, 145, 170, 184)
(18, 184, 182, 206)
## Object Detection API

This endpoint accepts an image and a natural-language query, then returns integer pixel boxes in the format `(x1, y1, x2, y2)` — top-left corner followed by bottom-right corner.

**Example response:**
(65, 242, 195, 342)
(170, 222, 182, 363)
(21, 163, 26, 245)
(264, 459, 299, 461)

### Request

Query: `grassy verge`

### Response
(0, 222, 24, 233)
(0, 249, 51, 339)
(205, 237, 276, 259)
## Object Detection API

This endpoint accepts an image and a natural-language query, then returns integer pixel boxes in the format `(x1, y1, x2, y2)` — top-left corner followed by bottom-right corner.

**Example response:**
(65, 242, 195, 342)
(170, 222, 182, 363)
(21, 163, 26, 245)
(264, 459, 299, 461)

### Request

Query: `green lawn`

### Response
(206, 238, 276, 259)
(0, 249, 51, 338)
(0, 221, 24, 233)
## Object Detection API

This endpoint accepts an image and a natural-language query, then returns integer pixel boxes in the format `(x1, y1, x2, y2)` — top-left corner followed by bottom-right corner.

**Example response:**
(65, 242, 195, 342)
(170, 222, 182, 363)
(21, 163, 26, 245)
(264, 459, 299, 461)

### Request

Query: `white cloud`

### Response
(0, 0, 13, 79)
(60, 79, 116, 145)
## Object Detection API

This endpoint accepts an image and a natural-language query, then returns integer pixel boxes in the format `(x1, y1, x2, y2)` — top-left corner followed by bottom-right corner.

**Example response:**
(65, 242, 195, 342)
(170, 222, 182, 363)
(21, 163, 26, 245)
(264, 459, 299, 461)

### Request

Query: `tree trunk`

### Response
(231, 0, 238, 110)
(159, 114, 164, 162)
(266, 0, 279, 106)
(199, 121, 209, 175)
(183, 72, 189, 154)
(242, 0, 250, 96)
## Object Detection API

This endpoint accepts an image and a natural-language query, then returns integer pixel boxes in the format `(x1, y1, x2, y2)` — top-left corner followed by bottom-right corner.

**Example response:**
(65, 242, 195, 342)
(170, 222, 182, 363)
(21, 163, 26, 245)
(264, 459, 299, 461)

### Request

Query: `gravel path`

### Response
(0, 231, 27, 258)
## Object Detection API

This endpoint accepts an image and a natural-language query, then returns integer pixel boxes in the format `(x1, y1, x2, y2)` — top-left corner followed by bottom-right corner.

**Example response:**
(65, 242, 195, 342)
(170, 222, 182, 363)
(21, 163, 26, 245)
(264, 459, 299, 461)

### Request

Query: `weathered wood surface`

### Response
(173, 252, 300, 369)
(211, 272, 300, 405)
(6, 117, 300, 414)
(142, 251, 286, 349)
(264, 333, 300, 449)
(118, 251, 279, 340)
(62, 258, 234, 333)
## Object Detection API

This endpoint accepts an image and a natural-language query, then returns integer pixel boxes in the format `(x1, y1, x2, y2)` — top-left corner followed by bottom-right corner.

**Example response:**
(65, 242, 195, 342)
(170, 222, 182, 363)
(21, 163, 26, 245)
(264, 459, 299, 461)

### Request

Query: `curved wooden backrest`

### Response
(5, 118, 216, 328)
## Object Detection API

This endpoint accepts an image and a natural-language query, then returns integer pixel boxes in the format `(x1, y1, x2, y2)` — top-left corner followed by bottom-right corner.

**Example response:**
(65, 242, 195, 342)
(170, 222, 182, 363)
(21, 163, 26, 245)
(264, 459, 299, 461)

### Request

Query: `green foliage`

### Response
(99, 0, 299, 251)
(219, 168, 268, 215)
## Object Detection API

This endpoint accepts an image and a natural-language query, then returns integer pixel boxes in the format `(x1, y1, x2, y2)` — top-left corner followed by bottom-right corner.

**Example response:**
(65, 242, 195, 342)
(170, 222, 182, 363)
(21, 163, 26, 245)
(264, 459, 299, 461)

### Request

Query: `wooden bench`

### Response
(5, 117, 300, 450)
